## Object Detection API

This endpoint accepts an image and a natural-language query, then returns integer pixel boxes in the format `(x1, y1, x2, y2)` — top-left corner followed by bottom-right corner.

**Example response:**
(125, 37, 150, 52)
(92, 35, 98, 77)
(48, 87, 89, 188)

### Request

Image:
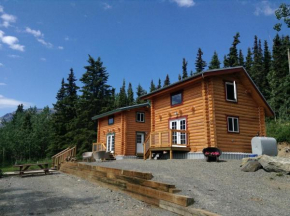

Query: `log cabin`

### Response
(141, 67, 274, 160)
(92, 103, 151, 159)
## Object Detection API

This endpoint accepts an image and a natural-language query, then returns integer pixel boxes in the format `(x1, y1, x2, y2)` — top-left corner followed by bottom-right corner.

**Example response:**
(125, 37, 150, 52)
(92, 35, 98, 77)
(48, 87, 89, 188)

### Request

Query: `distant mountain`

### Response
(0, 108, 55, 127)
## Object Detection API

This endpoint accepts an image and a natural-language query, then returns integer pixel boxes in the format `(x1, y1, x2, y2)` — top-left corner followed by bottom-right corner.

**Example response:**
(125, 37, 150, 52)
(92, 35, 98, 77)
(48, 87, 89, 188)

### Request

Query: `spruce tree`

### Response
(118, 79, 127, 107)
(238, 49, 245, 67)
(157, 78, 162, 89)
(182, 58, 188, 79)
(178, 74, 182, 81)
(163, 74, 171, 87)
(251, 36, 264, 89)
(136, 84, 147, 104)
(245, 48, 253, 73)
(190, 70, 193, 76)
(223, 55, 229, 68)
(225, 32, 240, 67)
(262, 40, 272, 99)
(195, 48, 207, 73)
(209, 51, 221, 69)
(127, 82, 134, 105)
(150, 80, 156, 92)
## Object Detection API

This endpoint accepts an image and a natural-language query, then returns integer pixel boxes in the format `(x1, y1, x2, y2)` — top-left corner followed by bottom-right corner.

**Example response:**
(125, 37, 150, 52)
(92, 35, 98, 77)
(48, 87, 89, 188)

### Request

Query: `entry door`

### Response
(170, 118, 186, 145)
(106, 134, 115, 153)
(136, 132, 145, 154)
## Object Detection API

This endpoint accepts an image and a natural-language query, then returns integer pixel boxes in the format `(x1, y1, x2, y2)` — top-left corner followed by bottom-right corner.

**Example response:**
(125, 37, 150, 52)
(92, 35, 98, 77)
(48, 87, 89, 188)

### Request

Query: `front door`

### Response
(136, 132, 145, 154)
(106, 134, 115, 153)
(170, 118, 186, 145)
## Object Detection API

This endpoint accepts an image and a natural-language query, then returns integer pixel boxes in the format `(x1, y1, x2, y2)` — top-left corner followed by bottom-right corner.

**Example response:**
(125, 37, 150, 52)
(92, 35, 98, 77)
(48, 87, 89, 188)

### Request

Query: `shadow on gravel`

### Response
(0, 186, 106, 215)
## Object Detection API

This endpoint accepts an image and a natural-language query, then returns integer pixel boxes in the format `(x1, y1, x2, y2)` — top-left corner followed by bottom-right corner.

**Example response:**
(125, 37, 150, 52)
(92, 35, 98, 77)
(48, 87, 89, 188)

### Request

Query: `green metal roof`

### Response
(91, 103, 150, 120)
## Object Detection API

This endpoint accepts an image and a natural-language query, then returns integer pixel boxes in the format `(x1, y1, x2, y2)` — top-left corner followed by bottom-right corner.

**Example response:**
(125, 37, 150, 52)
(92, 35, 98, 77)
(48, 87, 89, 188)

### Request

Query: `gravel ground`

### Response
(88, 159, 290, 216)
(0, 172, 176, 216)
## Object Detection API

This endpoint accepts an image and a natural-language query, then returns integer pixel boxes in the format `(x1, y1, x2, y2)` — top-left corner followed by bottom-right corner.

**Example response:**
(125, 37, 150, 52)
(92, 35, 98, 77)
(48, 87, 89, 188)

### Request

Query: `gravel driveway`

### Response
(89, 159, 290, 216)
(0, 172, 176, 216)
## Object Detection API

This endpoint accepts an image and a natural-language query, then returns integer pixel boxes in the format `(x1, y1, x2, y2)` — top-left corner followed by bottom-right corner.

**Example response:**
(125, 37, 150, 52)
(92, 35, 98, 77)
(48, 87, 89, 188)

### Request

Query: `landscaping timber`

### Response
(60, 162, 194, 207)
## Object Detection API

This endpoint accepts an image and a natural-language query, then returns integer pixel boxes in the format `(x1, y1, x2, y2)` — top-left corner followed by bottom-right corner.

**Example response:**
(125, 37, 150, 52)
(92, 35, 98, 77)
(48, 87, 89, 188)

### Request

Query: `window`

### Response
(225, 81, 237, 102)
(136, 112, 145, 122)
(108, 115, 114, 125)
(170, 118, 187, 145)
(227, 116, 239, 133)
(171, 91, 183, 106)
(107, 134, 115, 152)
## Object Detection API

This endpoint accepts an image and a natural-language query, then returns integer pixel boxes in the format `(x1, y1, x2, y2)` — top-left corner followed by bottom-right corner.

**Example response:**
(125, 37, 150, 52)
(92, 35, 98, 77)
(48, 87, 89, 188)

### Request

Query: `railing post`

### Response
(169, 130, 172, 147)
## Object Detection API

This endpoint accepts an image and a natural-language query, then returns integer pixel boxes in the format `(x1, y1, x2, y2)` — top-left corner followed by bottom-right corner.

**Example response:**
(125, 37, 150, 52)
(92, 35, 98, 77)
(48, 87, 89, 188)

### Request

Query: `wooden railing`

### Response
(143, 129, 190, 159)
(92, 143, 106, 152)
(52, 146, 76, 169)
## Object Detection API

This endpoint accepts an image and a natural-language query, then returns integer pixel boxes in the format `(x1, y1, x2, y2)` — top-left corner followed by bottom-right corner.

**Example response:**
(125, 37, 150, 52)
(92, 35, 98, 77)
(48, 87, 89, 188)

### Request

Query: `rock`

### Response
(259, 155, 290, 174)
(241, 161, 262, 172)
(240, 156, 262, 167)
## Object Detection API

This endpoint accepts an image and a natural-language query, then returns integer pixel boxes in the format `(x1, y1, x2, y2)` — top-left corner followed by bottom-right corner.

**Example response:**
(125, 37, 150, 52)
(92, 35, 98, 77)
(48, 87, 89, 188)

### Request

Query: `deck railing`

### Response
(143, 129, 190, 159)
(92, 143, 106, 152)
(52, 146, 76, 169)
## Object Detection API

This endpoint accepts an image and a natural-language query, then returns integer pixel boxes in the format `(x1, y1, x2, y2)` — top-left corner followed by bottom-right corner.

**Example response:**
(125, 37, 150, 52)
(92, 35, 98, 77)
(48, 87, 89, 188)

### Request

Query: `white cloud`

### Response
(0, 30, 25, 52)
(40, 57, 46, 61)
(172, 0, 195, 7)
(0, 95, 31, 109)
(0, 5, 3, 13)
(8, 54, 21, 58)
(103, 3, 112, 10)
(0, 63, 3, 67)
(25, 27, 43, 37)
(65, 36, 69, 41)
(37, 38, 52, 48)
(254, 1, 276, 16)
(58, 46, 64, 50)
(0, 83, 6, 86)
(1, 13, 17, 27)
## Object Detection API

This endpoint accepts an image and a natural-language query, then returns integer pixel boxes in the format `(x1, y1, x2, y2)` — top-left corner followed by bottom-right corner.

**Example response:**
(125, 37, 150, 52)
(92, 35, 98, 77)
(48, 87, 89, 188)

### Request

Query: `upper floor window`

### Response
(136, 112, 145, 122)
(225, 81, 237, 102)
(227, 116, 239, 133)
(108, 115, 114, 125)
(171, 91, 183, 106)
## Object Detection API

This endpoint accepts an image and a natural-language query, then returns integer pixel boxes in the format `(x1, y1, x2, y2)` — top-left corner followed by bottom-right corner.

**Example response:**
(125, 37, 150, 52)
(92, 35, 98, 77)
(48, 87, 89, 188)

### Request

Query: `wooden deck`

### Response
(144, 130, 191, 159)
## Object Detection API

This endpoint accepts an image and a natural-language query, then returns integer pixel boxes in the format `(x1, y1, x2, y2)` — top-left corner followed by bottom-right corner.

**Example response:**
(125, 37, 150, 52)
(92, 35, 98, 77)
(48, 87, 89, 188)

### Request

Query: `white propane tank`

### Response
(251, 137, 277, 156)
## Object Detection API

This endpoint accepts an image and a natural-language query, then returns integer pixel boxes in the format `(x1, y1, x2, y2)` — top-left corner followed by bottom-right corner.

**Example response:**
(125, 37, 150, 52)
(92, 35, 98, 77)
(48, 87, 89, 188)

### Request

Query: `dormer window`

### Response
(225, 81, 237, 102)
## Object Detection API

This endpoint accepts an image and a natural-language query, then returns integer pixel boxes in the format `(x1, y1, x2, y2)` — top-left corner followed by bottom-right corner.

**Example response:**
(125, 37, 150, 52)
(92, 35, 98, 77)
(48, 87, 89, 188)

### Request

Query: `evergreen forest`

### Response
(0, 4, 290, 165)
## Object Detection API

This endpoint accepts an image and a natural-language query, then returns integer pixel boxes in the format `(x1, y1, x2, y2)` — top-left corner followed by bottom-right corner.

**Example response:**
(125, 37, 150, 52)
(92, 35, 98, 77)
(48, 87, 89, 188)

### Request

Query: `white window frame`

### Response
(169, 118, 187, 145)
(227, 116, 239, 133)
(136, 112, 145, 123)
(225, 81, 237, 102)
(106, 134, 115, 153)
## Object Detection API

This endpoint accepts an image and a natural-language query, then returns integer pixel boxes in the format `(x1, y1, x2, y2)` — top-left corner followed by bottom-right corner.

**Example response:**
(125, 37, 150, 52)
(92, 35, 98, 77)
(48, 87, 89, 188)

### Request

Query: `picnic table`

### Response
(13, 163, 49, 176)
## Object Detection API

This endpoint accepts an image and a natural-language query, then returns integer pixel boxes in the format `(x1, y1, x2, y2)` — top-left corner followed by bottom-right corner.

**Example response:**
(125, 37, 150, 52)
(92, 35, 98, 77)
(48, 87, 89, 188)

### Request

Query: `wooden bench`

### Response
(14, 163, 49, 176)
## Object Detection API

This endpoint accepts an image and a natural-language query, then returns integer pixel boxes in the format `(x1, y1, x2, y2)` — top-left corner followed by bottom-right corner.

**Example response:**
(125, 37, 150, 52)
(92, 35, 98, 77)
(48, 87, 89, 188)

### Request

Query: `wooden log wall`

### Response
(212, 75, 262, 153)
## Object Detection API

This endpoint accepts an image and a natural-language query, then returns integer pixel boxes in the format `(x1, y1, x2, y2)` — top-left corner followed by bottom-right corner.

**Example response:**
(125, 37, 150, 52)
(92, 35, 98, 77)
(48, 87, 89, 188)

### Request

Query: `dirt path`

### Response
(0, 172, 176, 216)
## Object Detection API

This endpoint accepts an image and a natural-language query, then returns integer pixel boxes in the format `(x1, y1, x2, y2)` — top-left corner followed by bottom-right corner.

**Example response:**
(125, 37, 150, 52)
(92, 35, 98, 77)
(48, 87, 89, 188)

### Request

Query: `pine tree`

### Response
(223, 55, 229, 68)
(190, 70, 193, 76)
(178, 74, 182, 81)
(209, 51, 221, 69)
(182, 58, 188, 79)
(245, 48, 253, 73)
(118, 79, 127, 107)
(238, 49, 245, 67)
(157, 78, 162, 89)
(195, 48, 207, 73)
(136, 84, 147, 104)
(127, 82, 134, 105)
(225, 32, 240, 67)
(251, 36, 264, 89)
(261, 40, 272, 99)
(163, 74, 171, 87)
(150, 80, 156, 92)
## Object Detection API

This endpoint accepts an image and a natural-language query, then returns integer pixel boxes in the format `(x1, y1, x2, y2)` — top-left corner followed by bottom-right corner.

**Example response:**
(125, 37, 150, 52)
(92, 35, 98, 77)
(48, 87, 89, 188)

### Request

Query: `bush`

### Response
(0, 169, 3, 178)
(267, 120, 290, 142)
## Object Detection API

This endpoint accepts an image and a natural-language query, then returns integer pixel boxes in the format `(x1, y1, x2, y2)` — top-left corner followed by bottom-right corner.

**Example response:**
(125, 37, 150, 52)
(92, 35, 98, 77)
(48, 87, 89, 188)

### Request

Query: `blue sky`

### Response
(0, 0, 288, 116)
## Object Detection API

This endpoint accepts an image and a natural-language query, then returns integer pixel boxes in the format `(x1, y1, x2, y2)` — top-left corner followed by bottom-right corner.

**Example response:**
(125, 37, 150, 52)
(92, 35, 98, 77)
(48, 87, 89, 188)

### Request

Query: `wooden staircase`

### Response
(92, 143, 116, 160)
(51, 146, 76, 170)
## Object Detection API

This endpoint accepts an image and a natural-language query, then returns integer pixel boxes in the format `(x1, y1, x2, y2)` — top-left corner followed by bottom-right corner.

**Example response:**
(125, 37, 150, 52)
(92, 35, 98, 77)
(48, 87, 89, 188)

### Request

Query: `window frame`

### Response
(108, 115, 114, 125)
(170, 91, 183, 107)
(227, 116, 239, 133)
(136, 112, 145, 123)
(225, 81, 237, 102)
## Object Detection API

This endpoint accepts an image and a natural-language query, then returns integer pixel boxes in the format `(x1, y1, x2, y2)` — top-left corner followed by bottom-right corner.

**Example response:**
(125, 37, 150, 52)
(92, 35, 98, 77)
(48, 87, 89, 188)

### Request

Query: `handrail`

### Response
(92, 143, 106, 152)
(52, 146, 76, 169)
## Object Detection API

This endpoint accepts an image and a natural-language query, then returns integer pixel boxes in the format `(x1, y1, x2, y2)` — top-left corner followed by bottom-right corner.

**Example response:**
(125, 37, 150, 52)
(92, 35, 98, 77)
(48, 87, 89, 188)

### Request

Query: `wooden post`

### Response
(149, 150, 152, 159)
(143, 142, 146, 160)
(169, 130, 172, 147)
(170, 149, 173, 159)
